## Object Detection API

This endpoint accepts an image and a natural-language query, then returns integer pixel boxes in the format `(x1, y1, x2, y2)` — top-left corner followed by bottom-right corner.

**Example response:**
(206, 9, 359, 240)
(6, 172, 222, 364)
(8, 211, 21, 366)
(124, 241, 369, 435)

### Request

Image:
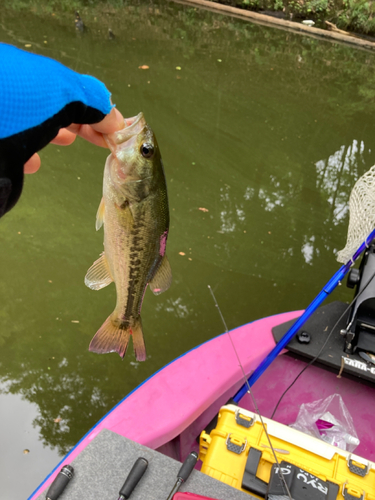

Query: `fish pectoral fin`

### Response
(95, 197, 105, 231)
(85, 252, 114, 290)
(89, 316, 146, 361)
(149, 254, 172, 295)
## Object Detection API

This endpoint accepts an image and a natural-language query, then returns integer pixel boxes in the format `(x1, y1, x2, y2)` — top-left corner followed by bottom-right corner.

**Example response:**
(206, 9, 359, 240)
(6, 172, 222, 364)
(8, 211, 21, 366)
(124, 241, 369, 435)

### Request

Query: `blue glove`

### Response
(0, 43, 113, 217)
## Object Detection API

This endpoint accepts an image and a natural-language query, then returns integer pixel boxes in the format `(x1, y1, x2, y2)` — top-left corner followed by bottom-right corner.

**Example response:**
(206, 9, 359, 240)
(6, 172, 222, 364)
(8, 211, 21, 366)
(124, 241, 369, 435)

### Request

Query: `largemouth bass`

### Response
(85, 112, 171, 361)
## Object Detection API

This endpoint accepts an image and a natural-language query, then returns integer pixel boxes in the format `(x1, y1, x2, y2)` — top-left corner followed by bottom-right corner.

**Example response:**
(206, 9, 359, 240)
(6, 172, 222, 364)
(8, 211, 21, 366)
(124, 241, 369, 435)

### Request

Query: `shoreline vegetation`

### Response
(175, 0, 375, 49)
(4, 0, 375, 48)
(203, 0, 375, 38)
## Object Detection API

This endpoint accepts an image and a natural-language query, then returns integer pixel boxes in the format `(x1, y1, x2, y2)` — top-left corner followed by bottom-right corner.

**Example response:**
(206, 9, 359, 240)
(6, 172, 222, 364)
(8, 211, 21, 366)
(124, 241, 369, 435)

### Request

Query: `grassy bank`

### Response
(221, 0, 375, 36)
(3, 0, 375, 36)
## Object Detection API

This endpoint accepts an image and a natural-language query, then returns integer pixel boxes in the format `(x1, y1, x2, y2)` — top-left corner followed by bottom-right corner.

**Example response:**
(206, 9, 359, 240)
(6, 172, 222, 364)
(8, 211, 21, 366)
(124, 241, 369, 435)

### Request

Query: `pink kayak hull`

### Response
(28, 309, 375, 499)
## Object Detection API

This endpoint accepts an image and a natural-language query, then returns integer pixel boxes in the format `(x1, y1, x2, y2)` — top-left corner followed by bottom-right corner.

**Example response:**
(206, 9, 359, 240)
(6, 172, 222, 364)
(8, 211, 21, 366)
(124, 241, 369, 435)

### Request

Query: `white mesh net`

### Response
(337, 165, 375, 264)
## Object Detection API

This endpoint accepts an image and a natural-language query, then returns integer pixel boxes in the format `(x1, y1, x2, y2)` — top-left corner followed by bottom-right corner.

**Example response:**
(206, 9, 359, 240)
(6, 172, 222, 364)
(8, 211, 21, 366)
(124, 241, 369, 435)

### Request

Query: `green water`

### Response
(1, 2, 375, 498)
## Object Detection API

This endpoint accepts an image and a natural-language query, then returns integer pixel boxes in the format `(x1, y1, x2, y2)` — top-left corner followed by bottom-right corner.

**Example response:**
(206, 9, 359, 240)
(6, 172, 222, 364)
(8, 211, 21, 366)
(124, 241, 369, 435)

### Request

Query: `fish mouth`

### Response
(104, 112, 148, 187)
(104, 112, 146, 151)
(123, 113, 145, 130)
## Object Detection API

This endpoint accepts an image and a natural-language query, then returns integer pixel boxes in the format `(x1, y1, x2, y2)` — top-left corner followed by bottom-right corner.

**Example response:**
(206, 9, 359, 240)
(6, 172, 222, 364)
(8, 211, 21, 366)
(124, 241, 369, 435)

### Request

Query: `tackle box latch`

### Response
(225, 433, 247, 454)
(342, 481, 364, 500)
(347, 455, 370, 477)
(235, 408, 254, 428)
(241, 447, 268, 497)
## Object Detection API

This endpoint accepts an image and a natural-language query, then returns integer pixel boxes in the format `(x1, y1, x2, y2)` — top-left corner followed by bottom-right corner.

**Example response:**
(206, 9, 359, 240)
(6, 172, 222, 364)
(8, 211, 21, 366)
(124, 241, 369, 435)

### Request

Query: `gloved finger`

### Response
(50, 128, 76, 146)
(90, 107, 125, 134)
(65, 108, 125, 148)
(24, 153, 41, 174)
(50, 107, 124, 147)
(66, 123, 108, 148)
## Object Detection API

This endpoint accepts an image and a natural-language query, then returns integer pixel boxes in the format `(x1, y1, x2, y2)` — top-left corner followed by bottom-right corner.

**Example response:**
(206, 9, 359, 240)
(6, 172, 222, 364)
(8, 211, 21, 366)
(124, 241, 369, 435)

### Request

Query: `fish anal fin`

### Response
(149, 254, 172, 295)
(89, 316, 146, 361)
(85, 252, 113, 290)
(96, 197, 105, 231)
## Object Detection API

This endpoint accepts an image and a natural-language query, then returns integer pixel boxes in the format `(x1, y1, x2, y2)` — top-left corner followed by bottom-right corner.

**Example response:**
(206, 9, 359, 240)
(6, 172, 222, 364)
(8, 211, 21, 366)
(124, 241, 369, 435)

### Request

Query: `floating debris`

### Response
(23, 449, 30, 454)
(139, 65, 149, 70)
(179, 252, 186, 256)
(199, 207, 209, 212)
(75, 11, 85, 32)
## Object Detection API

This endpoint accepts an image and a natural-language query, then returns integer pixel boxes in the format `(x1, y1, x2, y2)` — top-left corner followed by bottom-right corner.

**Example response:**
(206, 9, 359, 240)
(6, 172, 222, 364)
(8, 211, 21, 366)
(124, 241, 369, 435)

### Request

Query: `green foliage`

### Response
(335, 0, 375, 34)
(5, 0, 375, 34)
(242, 0, 262, 9)
(212, 0, 375, 35)
(274, 0, 284, 10)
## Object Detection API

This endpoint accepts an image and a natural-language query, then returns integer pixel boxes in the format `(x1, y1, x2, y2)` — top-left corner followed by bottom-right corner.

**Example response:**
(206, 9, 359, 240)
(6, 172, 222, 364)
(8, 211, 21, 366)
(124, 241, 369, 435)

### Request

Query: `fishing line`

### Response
(271, 264, 375, 419)
(208, 285, 293, 500)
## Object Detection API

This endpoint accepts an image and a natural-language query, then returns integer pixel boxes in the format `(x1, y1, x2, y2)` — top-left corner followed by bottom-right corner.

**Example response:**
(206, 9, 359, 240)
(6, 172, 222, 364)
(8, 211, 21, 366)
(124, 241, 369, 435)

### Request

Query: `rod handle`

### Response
(177, 452, 198, 482)
(46, 465, 74, 500)
(119, 457, 148, 499)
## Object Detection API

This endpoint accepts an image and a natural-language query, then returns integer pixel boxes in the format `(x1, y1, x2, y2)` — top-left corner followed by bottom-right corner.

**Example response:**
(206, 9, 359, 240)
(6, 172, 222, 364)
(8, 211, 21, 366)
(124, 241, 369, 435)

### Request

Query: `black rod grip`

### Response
(177, 452, 199, 482)
(119, 457, 148, 499)
(46, 465, 74, 500)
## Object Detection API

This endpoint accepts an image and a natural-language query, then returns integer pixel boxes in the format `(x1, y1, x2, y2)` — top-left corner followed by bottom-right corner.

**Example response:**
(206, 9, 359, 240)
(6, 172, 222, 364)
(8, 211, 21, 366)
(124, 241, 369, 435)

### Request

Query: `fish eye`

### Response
(140, 143, 154, 159)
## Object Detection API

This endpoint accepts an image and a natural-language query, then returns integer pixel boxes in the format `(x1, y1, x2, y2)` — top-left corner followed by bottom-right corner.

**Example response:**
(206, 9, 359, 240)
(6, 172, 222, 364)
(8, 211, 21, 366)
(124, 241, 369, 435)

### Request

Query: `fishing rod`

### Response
(271, 261, 375, 418)
(233, 226, 375, 403)
(208, 285, 293, 500)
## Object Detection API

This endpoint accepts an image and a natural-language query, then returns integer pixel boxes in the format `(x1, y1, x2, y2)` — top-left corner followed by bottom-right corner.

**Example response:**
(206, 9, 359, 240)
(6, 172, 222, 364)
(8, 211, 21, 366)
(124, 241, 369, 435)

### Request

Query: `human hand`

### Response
(24, 107, 125, 174)
(0, 42, 125, 217)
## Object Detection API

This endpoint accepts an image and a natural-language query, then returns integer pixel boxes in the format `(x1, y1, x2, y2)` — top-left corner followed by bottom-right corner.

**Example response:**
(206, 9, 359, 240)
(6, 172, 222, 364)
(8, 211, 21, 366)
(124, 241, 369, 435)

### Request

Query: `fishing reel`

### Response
(342, 242, 375, 356)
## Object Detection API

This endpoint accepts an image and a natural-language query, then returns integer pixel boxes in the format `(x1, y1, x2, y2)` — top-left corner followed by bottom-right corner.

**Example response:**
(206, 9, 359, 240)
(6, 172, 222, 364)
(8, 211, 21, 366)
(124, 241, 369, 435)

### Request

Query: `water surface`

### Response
(1, 2, 375, 498)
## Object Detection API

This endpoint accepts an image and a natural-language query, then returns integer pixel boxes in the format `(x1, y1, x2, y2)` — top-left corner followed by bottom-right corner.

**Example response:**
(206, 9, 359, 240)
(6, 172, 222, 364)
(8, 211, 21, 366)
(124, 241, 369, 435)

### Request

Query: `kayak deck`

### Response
(34, 429, 252, 500)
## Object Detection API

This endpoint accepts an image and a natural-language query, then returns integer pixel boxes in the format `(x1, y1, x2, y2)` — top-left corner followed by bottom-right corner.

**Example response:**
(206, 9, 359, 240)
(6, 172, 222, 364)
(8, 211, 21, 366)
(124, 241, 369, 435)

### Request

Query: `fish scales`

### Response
(85, 112, 172, 361)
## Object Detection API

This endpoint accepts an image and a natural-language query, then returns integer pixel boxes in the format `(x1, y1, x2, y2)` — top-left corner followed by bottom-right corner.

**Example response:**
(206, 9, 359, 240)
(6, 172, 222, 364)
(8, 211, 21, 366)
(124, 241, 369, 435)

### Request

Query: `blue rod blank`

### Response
(233, 228, 375, 403)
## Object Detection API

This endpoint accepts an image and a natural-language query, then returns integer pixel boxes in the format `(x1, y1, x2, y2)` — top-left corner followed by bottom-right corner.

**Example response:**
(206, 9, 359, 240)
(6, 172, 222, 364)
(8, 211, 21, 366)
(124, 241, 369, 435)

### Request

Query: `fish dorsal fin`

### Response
(96, 197, 105, 231)
(149, 254, 172, 295)
(85, 252, 113, 290)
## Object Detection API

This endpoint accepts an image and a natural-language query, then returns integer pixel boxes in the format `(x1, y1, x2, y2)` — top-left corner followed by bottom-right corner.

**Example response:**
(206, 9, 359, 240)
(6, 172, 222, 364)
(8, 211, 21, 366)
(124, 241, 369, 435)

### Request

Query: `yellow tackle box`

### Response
(199, 404, 375, 500)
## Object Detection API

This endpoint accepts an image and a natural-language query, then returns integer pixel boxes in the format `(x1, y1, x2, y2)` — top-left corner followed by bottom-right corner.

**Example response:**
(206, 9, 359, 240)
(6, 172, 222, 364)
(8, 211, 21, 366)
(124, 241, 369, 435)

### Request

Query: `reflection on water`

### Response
(0, 387, 61, 498)
(316, 140, 367, 225)
(1, 2, 375, 498)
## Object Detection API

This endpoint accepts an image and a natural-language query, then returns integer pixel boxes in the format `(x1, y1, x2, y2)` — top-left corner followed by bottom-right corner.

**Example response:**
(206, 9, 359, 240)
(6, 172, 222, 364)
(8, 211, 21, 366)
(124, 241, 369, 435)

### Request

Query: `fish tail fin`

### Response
(89, 315, 146, 361)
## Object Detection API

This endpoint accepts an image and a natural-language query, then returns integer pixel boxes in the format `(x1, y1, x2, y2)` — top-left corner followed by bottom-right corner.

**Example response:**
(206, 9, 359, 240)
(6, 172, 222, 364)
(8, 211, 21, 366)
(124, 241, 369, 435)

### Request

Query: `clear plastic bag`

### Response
(290, 394, 359, 452)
